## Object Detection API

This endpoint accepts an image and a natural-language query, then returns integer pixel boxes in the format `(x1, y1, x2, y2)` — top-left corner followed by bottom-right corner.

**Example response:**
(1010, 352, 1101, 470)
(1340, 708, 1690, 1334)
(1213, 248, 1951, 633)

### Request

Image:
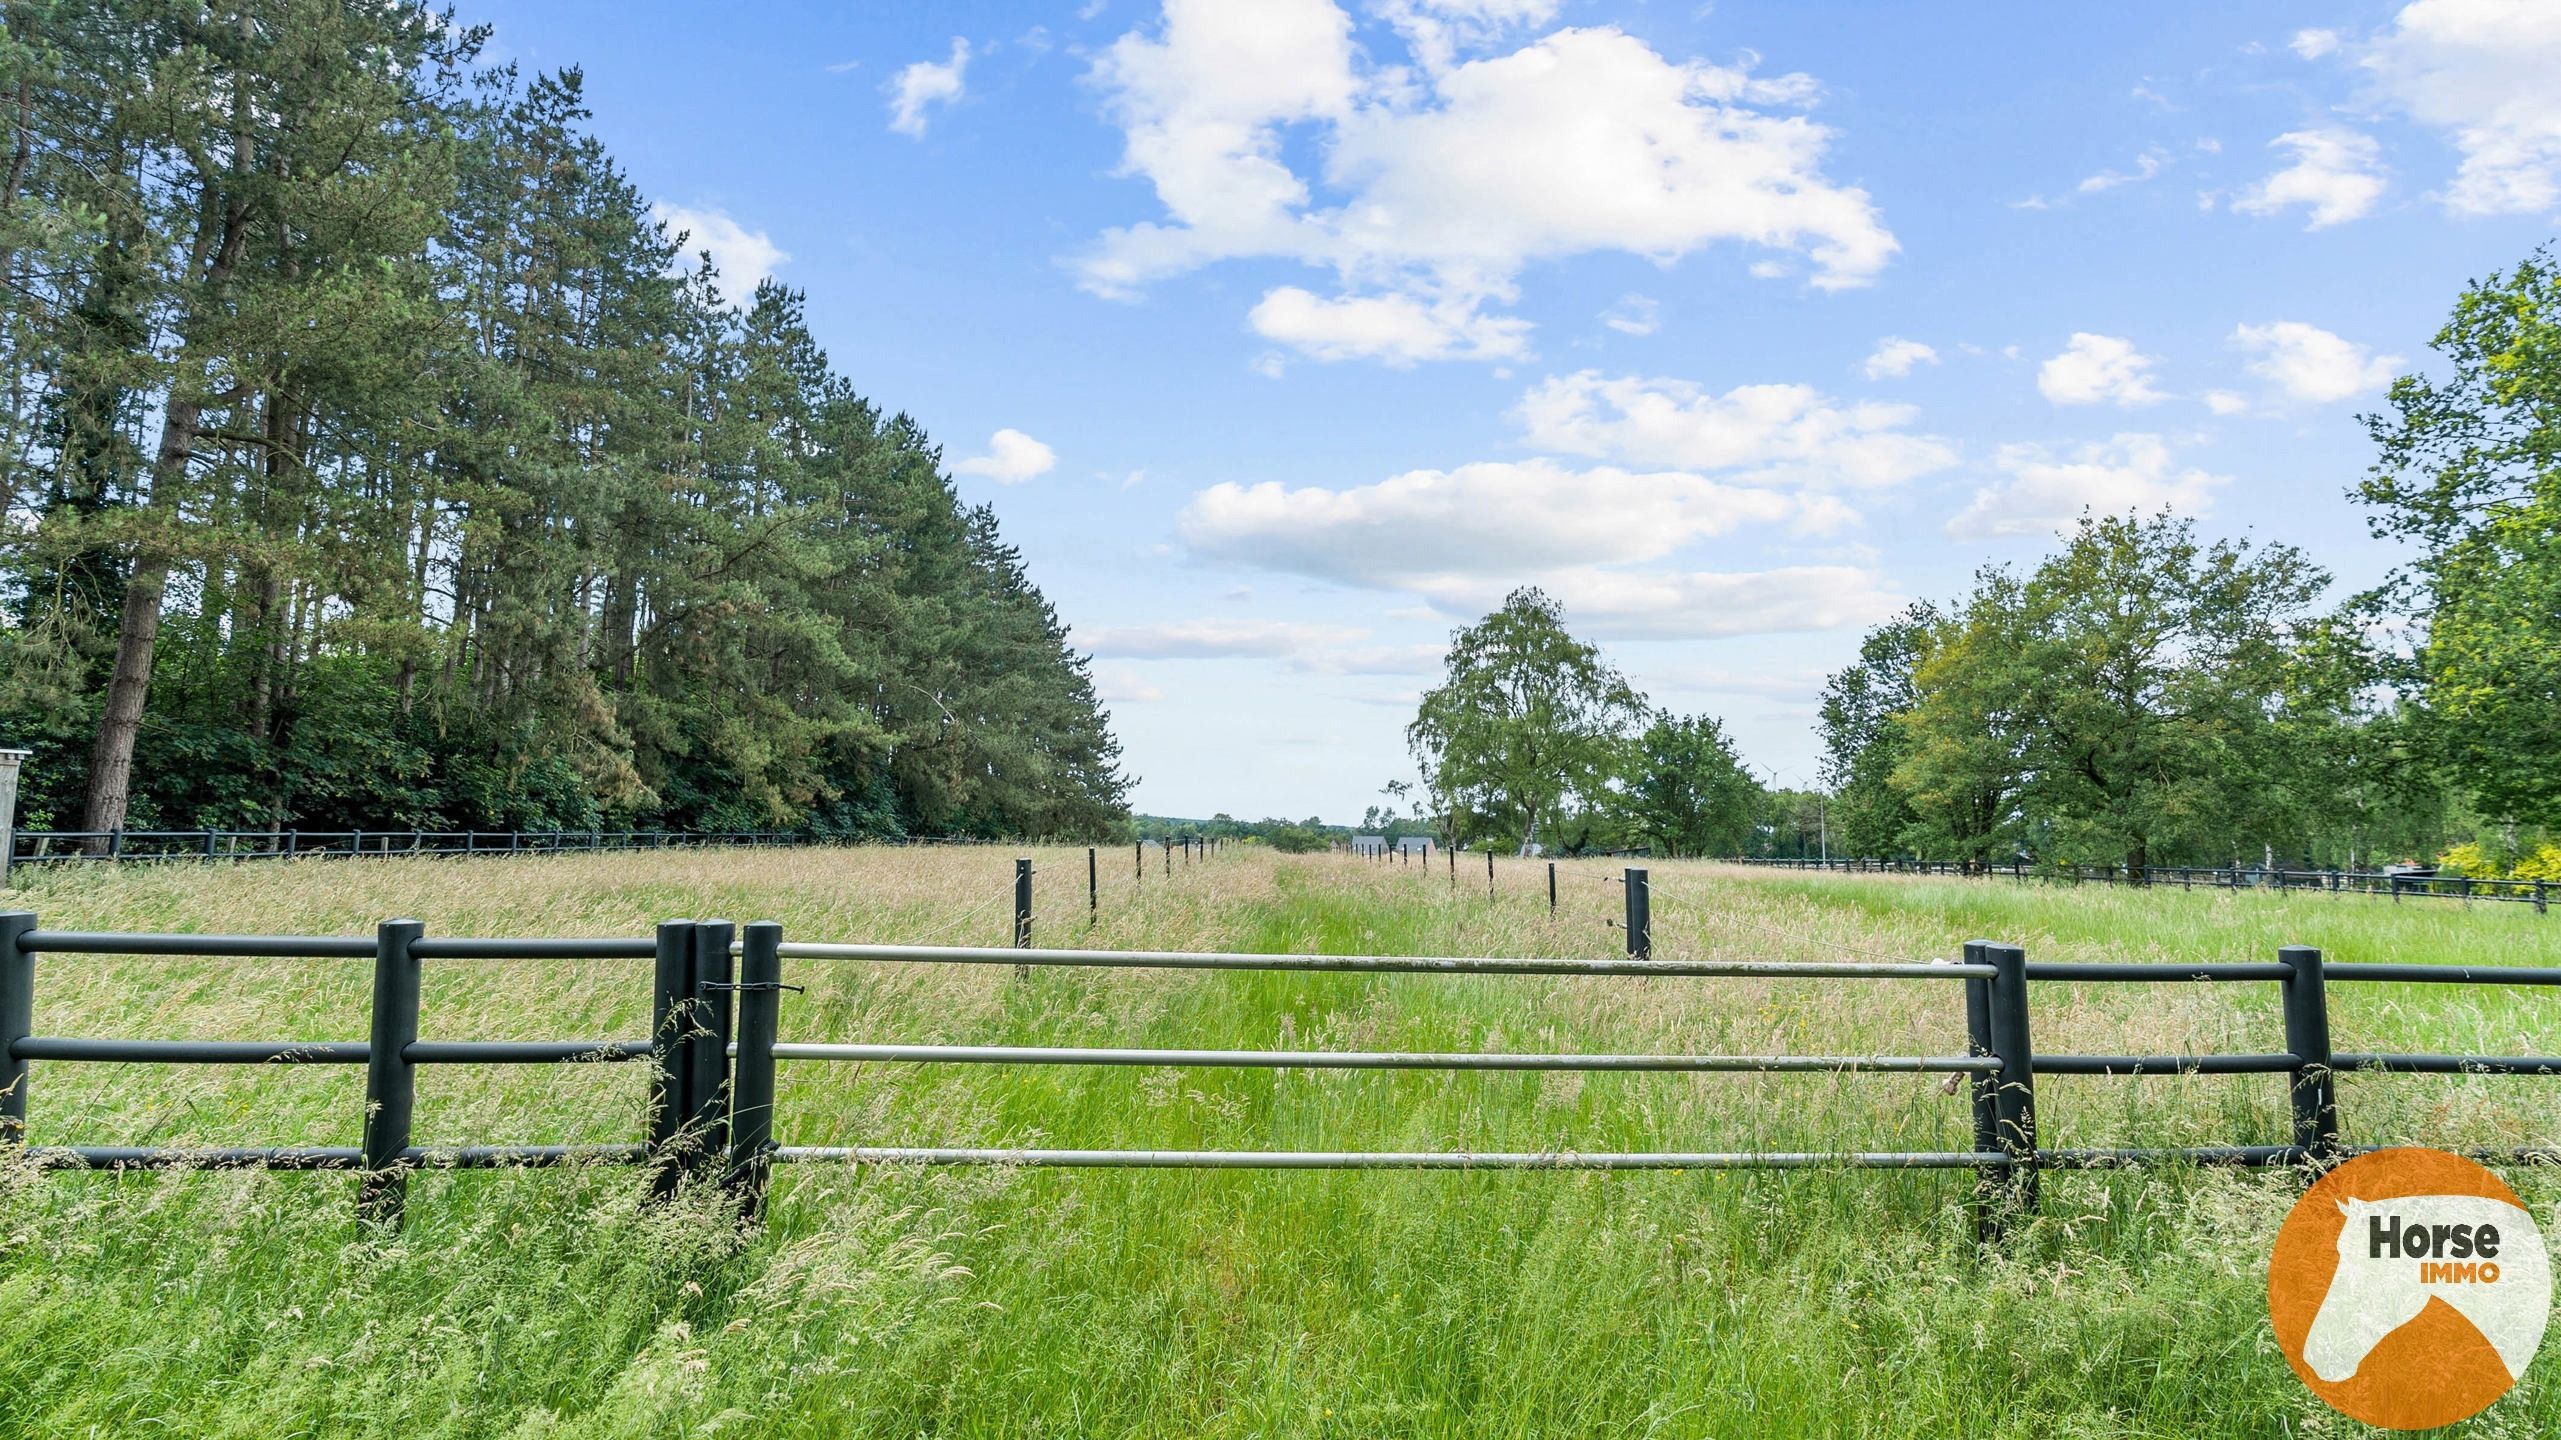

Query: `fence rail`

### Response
(1731, 855, 2552, 911)
(5, 851, 2559, 1245)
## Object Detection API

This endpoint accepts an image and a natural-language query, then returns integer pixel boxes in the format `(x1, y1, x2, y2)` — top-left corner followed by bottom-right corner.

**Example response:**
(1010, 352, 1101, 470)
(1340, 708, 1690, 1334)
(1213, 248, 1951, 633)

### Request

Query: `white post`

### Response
(0, 749, 27, 889)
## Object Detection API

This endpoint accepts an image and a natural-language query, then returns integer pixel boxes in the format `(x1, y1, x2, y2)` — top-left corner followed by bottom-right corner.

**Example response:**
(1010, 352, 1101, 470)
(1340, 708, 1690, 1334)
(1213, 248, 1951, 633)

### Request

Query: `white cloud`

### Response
(2078, 148, 2169, 193)
(1414, 566, 1905, 640)
(887, 38, 970, 138)
(2290, 28, 2342, 60)
(2036, 333, 2166, 408)
(1514, 370, 1957, 489)
(1601, 293, 1660, 336)
(951, 427, 1058, 483)
(1948, 434, 2226, 539)
(2360, 0, 2561, 215)
(2204, 389, 2252, 416)
(1861, 337, 1938, 380)
(1180, 457, 1828, 587)
(650, 203, 789, 295)
(1081, 5, 1894, 363)
(1082, 619, 1367, 659)
(2232, 128, 2386, 228)
(2232, 321, 2401, 404)
(1377, 0, 1561, 72)
(1094, 667, 1165, 703)
(1248, 285, 1529, 363)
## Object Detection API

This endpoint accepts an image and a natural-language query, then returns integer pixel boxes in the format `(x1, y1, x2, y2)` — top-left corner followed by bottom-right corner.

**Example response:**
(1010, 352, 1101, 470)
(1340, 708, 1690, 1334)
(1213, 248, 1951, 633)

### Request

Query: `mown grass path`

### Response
(1, 850, 2555, 1436)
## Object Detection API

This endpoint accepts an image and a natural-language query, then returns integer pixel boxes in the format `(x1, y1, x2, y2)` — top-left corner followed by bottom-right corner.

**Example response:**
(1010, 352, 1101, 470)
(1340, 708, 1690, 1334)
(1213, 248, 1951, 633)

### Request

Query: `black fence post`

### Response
(728, 920, 784, 1222)
(2280, 945, 2338, 1166)
(1547, 861, 1557, 918)
(1088, 846, 1098, 925)
(360, 918, 425, 1229)
(1486, 847, 1495, 899)
(1984, 942, 2038, 1228)
(687, 920, 736, 1183)
(1014, 856, 1034, 954)
(0, 910, 35, 1146)
(1960, 941, 2001, 1241)
(647, 917, 695, 1199)
(1624, 867, 1650, 960)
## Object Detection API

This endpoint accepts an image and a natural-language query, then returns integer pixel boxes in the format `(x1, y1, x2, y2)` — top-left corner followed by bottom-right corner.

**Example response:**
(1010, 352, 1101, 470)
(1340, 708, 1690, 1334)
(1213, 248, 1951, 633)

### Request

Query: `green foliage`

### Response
(1407, 588, 1648, 852)
(2362, 246, 2561, 824)
(1612, 711, 1756, 857)
(0, 6, 1126, 841)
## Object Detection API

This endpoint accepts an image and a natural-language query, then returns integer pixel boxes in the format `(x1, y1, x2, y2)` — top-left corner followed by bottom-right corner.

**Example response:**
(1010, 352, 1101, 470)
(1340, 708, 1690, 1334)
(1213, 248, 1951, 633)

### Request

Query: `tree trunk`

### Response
(1520, 811, 1539, 857)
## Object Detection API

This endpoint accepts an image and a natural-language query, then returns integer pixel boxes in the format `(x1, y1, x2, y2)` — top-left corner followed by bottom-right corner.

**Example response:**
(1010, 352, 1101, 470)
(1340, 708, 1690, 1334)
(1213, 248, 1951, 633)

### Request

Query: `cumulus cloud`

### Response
(1081, 3, 1894, 363)
(650, 203, 789, 295)
(1948, 434, 2226, 539)
(887, 38, 970, 138)
(2204, 389, 2252, 416)
(2036, 333, 2166, 407)
(2232, 128, 2386, 228)
(2233, 320, 2401, 403)
(951, 428, 1058, 483)
(1861, 337, 1938, 379)
(2360, 0, 2561, 215)
(1514, 371, 1957, 489)
(1180, 458, 1832, 588)
(1248, 285, 1530, 363)
(2290, 28, 2343, 60)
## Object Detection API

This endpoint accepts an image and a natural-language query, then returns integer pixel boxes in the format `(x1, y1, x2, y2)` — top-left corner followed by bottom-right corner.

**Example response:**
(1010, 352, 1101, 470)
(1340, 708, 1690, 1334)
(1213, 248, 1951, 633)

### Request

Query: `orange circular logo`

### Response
(2269, 1148, 2552, 1429)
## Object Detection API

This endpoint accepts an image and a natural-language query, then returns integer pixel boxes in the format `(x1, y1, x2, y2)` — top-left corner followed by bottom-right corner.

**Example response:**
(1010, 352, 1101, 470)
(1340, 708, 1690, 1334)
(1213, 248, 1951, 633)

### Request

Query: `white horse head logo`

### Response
(2302, 1194, 2551, 1384)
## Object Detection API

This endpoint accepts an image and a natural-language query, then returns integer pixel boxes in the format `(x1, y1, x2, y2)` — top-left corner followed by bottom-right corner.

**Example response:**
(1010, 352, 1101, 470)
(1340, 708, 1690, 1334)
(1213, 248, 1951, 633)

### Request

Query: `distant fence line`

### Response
(1, 828, 1145, 871)
(6, 852, 2557, 1246)
(1730, 856, 2552, 913)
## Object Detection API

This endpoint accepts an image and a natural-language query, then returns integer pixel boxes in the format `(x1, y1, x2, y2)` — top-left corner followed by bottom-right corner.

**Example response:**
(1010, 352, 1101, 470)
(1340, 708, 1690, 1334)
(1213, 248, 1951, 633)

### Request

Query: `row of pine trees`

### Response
(0, 2, 1129, 840)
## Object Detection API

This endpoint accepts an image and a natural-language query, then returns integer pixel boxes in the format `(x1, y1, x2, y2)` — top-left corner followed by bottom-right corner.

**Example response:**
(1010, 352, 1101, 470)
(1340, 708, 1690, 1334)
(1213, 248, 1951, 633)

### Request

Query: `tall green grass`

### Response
(2, 850, 2556, 1436)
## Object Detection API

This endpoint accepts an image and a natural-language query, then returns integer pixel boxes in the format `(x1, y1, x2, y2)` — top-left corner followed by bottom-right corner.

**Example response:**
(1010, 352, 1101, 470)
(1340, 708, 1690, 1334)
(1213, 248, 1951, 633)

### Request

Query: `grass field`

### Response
(3, 846, 2558, 1438)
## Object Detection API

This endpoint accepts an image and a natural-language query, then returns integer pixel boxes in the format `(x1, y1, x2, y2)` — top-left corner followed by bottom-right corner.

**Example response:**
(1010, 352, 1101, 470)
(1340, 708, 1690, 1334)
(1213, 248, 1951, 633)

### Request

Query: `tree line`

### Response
(0, 2, 1128, 842)
(1401, 249, 2561, 876)
(1818, 247, 2561, 877)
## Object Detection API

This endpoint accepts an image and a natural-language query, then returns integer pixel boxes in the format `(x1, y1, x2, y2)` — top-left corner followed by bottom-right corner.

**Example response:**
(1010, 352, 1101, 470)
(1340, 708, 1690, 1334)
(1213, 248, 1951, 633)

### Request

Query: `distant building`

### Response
(1396, 836, 1434, 857)
(1351, 834, 1387, 856)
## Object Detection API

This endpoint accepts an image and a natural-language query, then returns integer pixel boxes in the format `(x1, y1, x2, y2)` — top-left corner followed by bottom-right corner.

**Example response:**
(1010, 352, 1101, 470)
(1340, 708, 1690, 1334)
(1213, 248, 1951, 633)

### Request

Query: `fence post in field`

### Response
(1960, 941, 2002, 1241)
(0, 749, 25, 889)
(1983, 942, 2038, 1226)
(1015, 857, 1034, 963)
(1486, 848, 1494, 899)
(2538, 881, 2548, 917)
(359, 918, 426, 1229)
(1163, 840, 1170, 878)
(1623, 867, 1651, 960)
(0, 910, 35, 1144)
(727, 920, 784, 1221)
(2280, 945, 2339, 1165)
(687, 920, 737, 1182)
(648, 918, 695, 1198)
(1547, 861, 1557, 917)
(1088, 846, 1098, 925)
(1135, 841, 1143, 883)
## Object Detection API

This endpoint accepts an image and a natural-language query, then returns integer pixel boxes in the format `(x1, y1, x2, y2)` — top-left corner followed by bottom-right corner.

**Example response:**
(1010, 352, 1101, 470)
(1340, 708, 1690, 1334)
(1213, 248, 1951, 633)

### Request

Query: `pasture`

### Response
(3, 846, 2558, 1438)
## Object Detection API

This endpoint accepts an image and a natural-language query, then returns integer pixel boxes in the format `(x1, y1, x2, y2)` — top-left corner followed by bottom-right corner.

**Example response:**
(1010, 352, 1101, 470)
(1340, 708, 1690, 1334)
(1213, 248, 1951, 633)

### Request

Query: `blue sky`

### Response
(471, 0, 2559, 823)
